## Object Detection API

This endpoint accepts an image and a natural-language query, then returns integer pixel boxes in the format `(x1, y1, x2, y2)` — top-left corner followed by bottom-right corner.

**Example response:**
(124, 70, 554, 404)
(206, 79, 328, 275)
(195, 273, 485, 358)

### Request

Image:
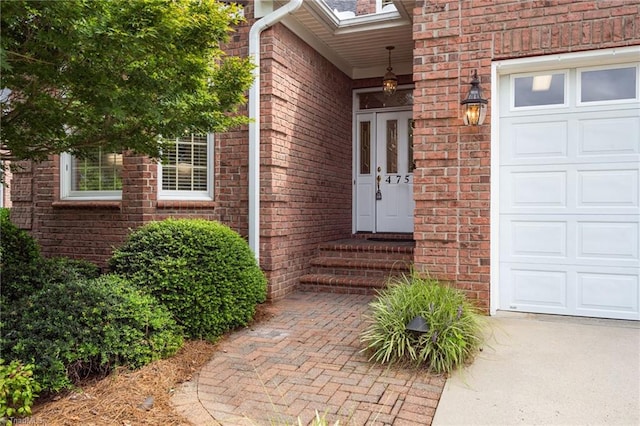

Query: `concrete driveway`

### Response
(433, 312, 640, 426)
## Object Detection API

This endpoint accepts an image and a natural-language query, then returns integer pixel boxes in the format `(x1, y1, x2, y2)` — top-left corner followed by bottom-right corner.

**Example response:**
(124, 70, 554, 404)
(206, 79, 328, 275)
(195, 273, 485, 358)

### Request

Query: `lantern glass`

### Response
(383, 72, 398, 96)
(463, 103, 487, 126)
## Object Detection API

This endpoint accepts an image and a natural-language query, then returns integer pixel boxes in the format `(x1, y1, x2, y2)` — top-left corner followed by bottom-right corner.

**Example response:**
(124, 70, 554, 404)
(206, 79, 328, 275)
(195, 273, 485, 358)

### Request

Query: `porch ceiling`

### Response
(276, 0, 414, 80)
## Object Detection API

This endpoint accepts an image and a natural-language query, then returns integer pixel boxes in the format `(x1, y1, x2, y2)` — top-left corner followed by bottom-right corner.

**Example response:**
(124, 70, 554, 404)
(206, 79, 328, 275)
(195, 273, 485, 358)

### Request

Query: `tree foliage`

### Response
(0, 0, 254, 163)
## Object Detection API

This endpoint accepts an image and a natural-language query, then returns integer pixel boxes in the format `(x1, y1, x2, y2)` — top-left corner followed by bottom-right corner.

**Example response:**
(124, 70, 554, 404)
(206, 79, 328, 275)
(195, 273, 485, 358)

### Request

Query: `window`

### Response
(579, 65, 638, 104)
(358, 88, 414, 110)
(60, 149, 123, 200)
(512, 72, 567, 108)
(158, 133, 213, 200)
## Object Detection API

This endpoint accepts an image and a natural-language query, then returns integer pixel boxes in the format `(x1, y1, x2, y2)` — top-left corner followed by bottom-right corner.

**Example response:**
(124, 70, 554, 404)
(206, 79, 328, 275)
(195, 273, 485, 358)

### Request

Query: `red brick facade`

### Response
(9, 1, 640, 305)
(412, 0, 640, 309)
(254, 23, 354, 298)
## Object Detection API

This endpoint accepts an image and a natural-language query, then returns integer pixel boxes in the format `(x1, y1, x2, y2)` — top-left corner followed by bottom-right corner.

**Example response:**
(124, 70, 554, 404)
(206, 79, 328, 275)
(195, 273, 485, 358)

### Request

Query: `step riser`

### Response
(309, 268, 409, 278)
(310, 259, 412, 270)
(298, 284, 381, 295)
(317, 250, 413, 261)
(298, 275, 389, 295)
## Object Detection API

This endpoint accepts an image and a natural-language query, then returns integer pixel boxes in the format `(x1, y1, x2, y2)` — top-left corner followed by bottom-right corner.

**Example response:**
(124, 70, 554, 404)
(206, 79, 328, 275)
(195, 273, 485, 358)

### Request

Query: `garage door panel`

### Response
(577, 169, 639, 207)
(500, 265, 570, 314)
(579, 115, 640, 157)
(577, 272, 639, 318)
(503, 121, 568, 161)
(577, 222, 639, 261)
(500, 165, 569, 213)
(507, 220, 567, 258)
(509, 171, 567, 207)
(511, 268, 567, 307)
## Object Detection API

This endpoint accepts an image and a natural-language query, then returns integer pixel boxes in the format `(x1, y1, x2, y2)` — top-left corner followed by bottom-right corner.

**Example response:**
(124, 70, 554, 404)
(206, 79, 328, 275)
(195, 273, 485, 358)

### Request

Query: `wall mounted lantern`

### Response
(460, 70, 488, 126)
(382, 46, 398, 96)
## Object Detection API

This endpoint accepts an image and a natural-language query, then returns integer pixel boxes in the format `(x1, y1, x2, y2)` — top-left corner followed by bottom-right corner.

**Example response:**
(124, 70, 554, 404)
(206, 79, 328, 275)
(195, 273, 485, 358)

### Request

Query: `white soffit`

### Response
(273, 0, 414, 79)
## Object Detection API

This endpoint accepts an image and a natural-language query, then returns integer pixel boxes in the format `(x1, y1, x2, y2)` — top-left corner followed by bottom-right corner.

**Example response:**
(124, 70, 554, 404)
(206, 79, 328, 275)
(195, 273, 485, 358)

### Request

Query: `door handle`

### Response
(376, 167, 382, 200)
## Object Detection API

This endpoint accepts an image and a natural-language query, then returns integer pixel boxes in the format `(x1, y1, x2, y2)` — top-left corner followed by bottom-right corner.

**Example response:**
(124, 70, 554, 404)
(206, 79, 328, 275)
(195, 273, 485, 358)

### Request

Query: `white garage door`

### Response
(498, 60, 640, 320)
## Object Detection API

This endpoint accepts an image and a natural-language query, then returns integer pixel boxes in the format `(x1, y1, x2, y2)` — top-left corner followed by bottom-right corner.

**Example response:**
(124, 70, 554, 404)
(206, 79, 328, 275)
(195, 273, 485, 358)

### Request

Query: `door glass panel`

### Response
(386, 119, 398, 174)
(408, 119, 414, 173)
(514, 73, 565, 107)
(360, 121, 371, 175)
(580, 66, 637, 102)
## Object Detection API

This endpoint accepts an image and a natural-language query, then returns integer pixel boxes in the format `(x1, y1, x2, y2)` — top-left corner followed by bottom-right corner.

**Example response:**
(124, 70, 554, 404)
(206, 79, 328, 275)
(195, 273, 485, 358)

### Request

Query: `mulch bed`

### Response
(29, 303, 276, 425)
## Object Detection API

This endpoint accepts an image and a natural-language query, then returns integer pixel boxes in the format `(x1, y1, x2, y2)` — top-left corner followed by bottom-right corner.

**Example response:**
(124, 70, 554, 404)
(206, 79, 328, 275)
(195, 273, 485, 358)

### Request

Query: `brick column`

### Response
(413, 0, 491, 309)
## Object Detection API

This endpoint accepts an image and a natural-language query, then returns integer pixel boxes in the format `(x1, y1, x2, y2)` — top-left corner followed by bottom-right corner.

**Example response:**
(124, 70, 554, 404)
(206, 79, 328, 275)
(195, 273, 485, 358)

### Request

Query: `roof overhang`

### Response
(257, 0, 414, 79)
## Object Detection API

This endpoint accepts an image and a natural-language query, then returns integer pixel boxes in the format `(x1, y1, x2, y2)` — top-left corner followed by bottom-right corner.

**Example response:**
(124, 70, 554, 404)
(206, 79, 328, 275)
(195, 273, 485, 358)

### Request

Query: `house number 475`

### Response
(385, 175, 411, 184)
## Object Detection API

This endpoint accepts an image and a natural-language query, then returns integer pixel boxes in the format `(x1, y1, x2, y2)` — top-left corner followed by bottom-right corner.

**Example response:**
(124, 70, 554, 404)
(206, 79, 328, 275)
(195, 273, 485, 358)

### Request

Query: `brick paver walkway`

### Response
(172, 292, 445, 425)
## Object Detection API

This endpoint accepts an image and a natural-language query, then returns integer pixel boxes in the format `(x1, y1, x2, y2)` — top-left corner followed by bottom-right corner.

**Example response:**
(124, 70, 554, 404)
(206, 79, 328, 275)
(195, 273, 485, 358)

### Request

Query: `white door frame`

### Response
(352, 86, 414, 234)
(490, 46, 640, 317)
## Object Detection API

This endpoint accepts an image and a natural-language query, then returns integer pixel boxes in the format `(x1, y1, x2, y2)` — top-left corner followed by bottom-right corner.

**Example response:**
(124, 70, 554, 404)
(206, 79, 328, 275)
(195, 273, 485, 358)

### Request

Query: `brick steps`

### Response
(299, 236, 414, 294)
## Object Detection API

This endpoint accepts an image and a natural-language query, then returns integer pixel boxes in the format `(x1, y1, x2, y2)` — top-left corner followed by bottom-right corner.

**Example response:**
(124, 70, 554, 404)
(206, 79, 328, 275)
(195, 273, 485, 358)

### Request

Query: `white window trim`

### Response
(158, 133, 214, 201)
(60, 152, 122, 201)
(510, 70, 569, 111)
(576, 63, 639, 107)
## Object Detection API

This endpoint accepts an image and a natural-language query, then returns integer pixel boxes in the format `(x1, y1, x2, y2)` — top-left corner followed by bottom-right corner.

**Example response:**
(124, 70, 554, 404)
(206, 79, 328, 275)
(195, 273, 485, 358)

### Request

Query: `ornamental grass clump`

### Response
(361, 273, 483, 374)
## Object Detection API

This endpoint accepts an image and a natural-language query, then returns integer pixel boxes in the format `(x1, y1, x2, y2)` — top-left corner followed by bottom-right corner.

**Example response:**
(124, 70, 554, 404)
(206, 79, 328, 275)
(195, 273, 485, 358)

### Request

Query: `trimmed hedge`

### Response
(109, 218, 267, 340)
(0, 208, 42, 302)
(3, 275, 183, 392)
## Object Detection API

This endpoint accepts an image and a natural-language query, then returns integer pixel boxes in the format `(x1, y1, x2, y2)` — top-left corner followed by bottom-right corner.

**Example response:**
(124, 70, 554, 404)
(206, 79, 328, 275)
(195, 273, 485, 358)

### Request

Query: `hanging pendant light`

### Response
(382, 46, 398, 96)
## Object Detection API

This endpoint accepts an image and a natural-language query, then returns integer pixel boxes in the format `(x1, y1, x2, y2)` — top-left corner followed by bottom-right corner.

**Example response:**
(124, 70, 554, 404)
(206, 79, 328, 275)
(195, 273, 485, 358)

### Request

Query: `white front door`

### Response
(355, 110, 414, 233)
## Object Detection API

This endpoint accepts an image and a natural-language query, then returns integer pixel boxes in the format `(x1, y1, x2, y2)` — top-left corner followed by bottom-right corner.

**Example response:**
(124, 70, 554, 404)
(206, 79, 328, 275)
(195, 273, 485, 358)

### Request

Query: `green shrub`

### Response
(109, 218, 267, 340)
(42, 257, 101, 284)
(4, 274, 183, 392)
(0, 208, 102, 305)
(0, 208, 42, 302)
(360, 273, 483, 374)
(0, 360, 41, 424)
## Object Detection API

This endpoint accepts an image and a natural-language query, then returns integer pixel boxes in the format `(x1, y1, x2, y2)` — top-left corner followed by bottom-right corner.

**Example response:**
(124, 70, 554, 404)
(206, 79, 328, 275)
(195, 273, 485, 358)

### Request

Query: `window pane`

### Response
(193, 168, 208, 191)
(581, 67, 637, 102)
(161, 134, 209, 193)
(359, 89, 413, 109)
(71, 149, 122, 191)
(386, 119, 398, 174)
(162, 167, 177, 190)
(514, 73, 565, 107)
(360, 121, 371, 175)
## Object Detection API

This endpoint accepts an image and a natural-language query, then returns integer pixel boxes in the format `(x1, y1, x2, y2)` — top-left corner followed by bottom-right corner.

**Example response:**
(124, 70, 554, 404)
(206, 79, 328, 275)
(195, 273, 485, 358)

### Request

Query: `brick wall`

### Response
(259, 24, 354, 299)
(412, 0, 640, 310)
(356, 0, 377, 15)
